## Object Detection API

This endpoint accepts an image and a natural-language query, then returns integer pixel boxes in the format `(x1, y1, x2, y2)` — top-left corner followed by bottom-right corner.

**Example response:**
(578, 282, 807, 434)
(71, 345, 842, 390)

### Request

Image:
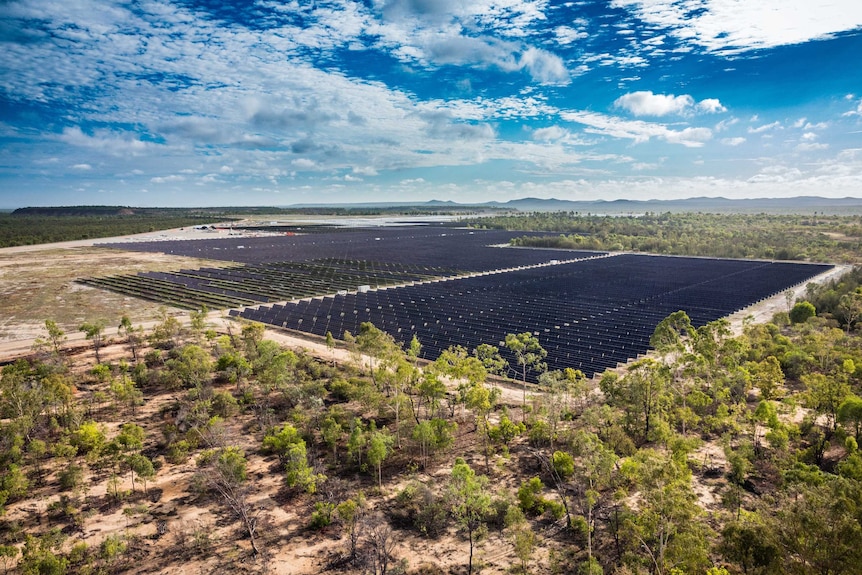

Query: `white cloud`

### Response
(150, 175, 185, 184)
(615, 91, 693, 116)
(748, 121, 782, 134)
(554, 25, 588, 45)
(352, 166, 379, 176)
(58, 127, 156, 156)
(71, 163, 92, 170)
(562, 110, 712, 147)
(721, 137, 746, 146)
(532, 126, 569, 141)
(697, 99, 726, 114)
(796, 142, 829, 151)
(614, 91, 725, 117)
(292, 158, 318, 170)
(715, 118, 739, 132)
(844, 98, 862, 117)
(612, 0, 862, 55)
(519, 48, 571, 85)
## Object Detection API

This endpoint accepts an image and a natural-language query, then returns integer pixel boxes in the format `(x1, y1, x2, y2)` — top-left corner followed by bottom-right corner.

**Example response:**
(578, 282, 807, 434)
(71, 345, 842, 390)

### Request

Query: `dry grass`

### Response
(0, 246, 227, 342)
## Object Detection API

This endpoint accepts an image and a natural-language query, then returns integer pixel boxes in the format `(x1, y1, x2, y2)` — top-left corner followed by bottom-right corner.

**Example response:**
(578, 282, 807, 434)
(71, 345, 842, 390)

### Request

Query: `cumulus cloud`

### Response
(614, 91, 725, 117)
(615, 91, 693, 116)
(721, 137, 746, 146)
(715, 118, 739, 132)
(555, 25, 588, 45)
(697, 99, 726, 113)
(292, 158, 318, 170)
(519, 48, 570, 85)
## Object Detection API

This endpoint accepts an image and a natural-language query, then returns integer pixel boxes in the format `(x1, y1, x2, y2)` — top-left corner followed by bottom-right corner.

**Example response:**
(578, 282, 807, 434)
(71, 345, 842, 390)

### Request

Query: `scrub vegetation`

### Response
(2, 274, 862, 574)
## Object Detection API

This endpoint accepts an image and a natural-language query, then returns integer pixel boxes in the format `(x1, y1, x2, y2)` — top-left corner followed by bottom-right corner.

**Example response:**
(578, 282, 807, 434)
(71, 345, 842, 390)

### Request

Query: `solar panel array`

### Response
(99, 226, 585, 269)
(234, 253, 832, 379)
(94, 225, 832, 378)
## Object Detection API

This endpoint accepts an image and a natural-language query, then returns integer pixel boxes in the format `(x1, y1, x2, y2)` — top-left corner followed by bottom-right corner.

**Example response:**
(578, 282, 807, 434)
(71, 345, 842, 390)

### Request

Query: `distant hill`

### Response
(14, 196, 862, 217)
(483, 196, 862, 214)
(285, 196, 862, 214)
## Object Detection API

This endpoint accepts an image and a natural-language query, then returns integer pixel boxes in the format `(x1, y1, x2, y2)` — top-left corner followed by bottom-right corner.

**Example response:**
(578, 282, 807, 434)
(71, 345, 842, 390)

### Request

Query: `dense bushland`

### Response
(465, 212, 862, 262)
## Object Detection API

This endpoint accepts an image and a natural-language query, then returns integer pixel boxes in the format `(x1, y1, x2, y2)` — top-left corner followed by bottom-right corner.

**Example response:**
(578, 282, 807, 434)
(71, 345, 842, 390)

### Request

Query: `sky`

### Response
(1, 0, 862, 208)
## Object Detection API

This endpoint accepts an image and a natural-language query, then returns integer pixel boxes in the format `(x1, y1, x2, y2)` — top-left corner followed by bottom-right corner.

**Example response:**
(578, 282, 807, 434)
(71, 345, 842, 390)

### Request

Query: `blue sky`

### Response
(1, 0, 861, 208)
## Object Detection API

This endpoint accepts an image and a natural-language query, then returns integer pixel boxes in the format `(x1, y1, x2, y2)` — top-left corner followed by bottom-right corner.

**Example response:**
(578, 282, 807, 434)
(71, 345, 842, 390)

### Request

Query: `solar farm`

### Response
(85, 225, 833, 378)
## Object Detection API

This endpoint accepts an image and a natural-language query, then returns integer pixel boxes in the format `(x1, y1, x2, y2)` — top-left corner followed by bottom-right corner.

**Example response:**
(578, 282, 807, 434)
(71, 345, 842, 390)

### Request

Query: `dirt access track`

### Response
(0, 224, 848, 369)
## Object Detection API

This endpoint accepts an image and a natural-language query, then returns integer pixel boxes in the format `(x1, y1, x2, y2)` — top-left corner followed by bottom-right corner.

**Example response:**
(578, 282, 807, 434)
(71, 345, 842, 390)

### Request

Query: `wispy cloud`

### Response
(612, 0, 862, 54)
(748, 121, 782, 134)
(562, 110, 713, 147)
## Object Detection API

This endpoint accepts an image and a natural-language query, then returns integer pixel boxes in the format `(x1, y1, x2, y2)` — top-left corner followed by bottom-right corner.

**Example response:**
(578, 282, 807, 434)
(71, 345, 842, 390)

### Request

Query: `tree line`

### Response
(463, 211, 862, 263)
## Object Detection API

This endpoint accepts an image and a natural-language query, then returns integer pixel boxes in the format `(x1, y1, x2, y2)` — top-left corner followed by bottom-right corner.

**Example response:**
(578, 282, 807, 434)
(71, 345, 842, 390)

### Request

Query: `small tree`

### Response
(115, 423, 145, 453)
(336, 494, 366, 560)
(199, 447, 261, 554)
(504, 332, 547, 421)
(367, 428, 394, 490)
(263, 423, 323, 493)
(447, 459, 492, 575)
(789, 301, 816, 324)
(79, 320, 106, 364)
(362, 513, 398, 575)
(126, 454, 155, 494)
(321, 415, 343, 463)
(0, 544, 18, 575)
(36, 319, 66, 360)
(839, 395, 862, 442)
(118, 315, 143, 363)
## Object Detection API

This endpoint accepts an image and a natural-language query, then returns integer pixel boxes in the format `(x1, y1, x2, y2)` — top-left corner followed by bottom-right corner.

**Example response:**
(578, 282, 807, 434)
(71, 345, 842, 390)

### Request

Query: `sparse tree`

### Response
(118, 315, 143, 363)
(79, 320, 106, 364)
(336, 494, 366, 560)
(363, 513, 398, 575)
(367, 427, 394, 490)
(126, 453, 155, 494)
(447, 458, 492, 575)
(199, 447, 262, 554)
(504, 332, 547, 421)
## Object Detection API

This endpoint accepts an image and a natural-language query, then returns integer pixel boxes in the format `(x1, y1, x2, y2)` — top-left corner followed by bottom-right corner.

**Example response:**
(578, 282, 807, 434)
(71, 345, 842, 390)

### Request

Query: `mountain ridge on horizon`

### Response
(11, 195, 862, 215)
(288, 195, 862, 214)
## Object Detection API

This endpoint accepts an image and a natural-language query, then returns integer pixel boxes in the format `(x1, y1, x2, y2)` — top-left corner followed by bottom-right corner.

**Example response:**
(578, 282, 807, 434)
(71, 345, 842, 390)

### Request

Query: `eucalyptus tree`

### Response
(118, 315, 143, 363)
(601, 358, 671, 445)
(504, 332, 547, 421)
(447, 458, 492, 575)
(79, 320, 106, 365)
